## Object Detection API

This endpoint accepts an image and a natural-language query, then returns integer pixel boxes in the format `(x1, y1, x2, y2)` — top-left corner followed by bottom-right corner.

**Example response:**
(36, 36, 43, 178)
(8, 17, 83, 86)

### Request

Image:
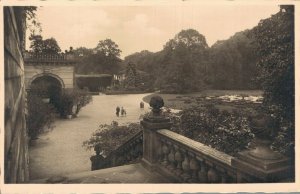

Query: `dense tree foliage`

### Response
(157, 29, 209, 93)
(95, 39, 121, 57)
(208, 31, 258, 89)
(123, 63, 138, 90)
(253, 5, 294, 156)
(29, 34, 61, 54)
(73, 39, 122, 74)
(123, 29, 259, 92)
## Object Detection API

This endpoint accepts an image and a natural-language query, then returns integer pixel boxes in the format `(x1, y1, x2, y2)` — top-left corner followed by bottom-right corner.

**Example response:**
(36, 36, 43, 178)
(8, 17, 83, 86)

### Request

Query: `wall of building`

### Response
(25, 65, 74, 89)
(4, 7, 29, 183)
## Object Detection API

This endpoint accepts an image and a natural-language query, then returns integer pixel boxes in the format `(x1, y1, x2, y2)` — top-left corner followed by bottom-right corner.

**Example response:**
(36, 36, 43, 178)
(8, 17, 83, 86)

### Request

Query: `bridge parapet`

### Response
(24, 52, 76, 64)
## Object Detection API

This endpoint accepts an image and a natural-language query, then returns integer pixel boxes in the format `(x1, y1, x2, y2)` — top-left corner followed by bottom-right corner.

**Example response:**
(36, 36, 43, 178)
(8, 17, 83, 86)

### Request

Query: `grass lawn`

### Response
(143, 90, 263, 111)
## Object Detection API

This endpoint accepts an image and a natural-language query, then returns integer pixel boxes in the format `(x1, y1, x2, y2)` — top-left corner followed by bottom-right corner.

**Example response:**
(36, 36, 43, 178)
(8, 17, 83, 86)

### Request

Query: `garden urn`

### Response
(249, 113, 282, 160)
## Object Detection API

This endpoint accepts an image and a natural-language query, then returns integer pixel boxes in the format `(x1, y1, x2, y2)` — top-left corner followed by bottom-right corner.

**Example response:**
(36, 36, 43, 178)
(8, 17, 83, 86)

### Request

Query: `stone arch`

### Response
(29, 73, 65, 109)
(29, 73, 65, 89)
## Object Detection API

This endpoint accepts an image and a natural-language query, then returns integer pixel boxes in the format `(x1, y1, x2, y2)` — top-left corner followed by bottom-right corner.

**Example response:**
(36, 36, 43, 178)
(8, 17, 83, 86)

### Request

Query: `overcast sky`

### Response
(28, 5, 280, 58)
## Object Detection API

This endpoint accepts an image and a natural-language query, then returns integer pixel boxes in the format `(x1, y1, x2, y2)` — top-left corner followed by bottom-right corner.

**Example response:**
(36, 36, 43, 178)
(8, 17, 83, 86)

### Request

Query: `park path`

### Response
(29, 93, 151, 180)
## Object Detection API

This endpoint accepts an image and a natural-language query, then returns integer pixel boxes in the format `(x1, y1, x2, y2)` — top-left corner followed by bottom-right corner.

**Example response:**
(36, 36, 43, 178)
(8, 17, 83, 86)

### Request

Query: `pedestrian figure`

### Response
(116, 106, 120, 117)
(121, 107, 126, 116)
(140, 101, 144, 108)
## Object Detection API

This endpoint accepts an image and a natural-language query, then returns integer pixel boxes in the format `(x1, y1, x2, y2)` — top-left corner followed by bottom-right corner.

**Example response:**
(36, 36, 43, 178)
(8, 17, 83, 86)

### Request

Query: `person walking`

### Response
(121, 107, 126, 117)
(140, 101, 144, 108)
(116, 106, 120, 117)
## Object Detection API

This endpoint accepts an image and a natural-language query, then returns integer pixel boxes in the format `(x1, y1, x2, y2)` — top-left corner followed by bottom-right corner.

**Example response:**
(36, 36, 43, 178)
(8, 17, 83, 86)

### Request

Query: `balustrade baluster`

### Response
(174, 145, 183, 176)
(207, 165, 220, 183)
(198, 160, 208, 182)
(159, 139, 165, 164)
(130, 146, 136, 161)
(133, 143, 140, 159)
(181, 150, 192, 182)
(167, 143, 176, 172)
(161, 140, 170, 166)
(189, 154, 200, 183)
(221, 171, 229, 183)
(137, 142, 143, 159)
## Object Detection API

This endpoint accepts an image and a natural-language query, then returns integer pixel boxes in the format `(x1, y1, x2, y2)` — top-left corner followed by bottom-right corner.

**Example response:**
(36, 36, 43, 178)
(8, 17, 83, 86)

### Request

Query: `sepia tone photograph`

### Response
(1, 0, 299, 192)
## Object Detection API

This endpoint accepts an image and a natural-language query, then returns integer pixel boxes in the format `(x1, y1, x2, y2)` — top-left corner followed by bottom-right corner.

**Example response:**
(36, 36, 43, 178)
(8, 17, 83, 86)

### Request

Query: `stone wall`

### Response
(4, 7, 29, 183)
(24, 65, 74, 89)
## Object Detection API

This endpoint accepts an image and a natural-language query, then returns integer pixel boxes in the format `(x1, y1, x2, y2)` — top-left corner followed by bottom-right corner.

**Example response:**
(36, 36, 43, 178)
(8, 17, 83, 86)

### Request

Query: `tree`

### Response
(123, 63, 138, 90)
(29, 34, 61, 54)
(158, 29, 209, 93)
(253, 5, 294, 155)
(208, 30, 259, 89)
(95, 39, 121, 57)
(73, 39, 122, 74)
(164, 29, 208, 51)
(24, 6, 42, 35)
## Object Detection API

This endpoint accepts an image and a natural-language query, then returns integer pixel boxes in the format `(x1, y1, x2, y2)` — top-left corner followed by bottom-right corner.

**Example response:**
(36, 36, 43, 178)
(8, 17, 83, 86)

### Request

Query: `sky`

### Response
(27, 5, 280, 59)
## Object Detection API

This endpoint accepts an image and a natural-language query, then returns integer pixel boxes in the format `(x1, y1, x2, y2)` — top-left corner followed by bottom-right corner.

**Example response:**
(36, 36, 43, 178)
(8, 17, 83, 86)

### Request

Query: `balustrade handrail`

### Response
(24, 52, 76, 62)
(156, 129, 237, 183)
(157, 129, 233, 167)
(92, 130, 143, 170)
(112, 130, 143, 155)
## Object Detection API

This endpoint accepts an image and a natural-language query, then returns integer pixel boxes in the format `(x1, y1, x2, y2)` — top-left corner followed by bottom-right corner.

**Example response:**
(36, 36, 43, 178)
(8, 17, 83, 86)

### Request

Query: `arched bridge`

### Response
(24, 52, 76, 92)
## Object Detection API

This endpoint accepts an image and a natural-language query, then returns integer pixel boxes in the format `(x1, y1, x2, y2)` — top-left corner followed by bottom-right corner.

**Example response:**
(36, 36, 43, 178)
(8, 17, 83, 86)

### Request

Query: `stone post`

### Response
(232, 114, 293, 182)
(141, 96, 172, 171)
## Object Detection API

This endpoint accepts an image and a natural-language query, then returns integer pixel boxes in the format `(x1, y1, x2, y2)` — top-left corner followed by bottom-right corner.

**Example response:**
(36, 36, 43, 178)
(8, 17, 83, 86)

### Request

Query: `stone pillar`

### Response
(232, 114, 293, 182)
(141, 96, 172, 171)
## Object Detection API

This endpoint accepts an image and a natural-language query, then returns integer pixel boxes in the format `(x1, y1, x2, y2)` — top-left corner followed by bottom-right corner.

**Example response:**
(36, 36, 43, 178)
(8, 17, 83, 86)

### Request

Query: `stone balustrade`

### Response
(24, 52, 76, 64)
(89, 95, 293, 183)
(156, 129, 236, 183)
(91, 130, 143, 170)
(140, 95, 293, 183)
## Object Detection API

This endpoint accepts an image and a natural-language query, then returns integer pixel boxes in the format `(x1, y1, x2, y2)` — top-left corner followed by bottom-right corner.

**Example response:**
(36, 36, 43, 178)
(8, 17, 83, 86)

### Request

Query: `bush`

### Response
(27, 93, 56, 140)
(59, 88, 92, 118)
(82, 121, 141, 157)
(171, 105, 254, 156)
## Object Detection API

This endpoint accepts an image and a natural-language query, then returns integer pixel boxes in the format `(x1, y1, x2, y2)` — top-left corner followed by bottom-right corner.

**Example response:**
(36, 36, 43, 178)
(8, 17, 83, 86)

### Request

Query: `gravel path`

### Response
(29, 93, 151, 180)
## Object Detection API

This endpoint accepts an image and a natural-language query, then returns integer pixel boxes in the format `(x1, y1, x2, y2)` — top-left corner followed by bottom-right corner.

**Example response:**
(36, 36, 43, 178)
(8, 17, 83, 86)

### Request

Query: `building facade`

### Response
(4, 7, 29, 183)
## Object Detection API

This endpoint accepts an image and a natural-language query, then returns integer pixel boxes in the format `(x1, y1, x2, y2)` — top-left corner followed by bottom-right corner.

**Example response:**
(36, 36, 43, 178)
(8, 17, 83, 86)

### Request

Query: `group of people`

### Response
(116, 106, 126, 117)
(115, 101, 145, 117)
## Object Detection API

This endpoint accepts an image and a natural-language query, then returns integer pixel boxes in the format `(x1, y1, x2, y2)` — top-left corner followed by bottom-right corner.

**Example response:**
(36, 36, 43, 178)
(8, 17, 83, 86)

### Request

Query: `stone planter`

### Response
(232, 113, 292, 182)
(249, 114, 282, 160)
(66, 114, 73, 119)
(42, 98, 50, 103)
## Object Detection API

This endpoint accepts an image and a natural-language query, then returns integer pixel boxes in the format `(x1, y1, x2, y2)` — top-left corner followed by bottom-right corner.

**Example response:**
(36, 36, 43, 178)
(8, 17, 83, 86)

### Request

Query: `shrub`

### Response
(171, 105, 254, 156)
(59, 88, 92, 118)
(27, 93, 56, 140)
(82, 121, 141, 157)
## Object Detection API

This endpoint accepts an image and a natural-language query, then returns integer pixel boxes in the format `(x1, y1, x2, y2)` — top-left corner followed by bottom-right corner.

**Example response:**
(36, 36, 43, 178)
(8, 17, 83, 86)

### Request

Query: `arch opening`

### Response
(30, 75, 63, 109)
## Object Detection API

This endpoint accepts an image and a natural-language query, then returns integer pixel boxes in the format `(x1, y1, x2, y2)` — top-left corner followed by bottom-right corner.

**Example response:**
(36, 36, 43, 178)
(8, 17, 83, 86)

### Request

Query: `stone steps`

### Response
(30, 163, 172, 183)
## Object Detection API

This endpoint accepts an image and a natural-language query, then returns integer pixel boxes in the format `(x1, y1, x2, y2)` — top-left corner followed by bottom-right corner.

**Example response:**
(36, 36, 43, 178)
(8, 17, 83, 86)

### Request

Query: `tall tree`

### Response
(158, 29, 209, 93)
(208, 30, 258, 89)
(253, 5, 294, 155)
(123, 63, 138, 90)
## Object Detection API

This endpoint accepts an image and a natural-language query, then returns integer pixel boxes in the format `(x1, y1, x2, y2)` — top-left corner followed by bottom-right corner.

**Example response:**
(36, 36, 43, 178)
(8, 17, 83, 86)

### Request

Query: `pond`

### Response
(206, 95, 263, 103)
